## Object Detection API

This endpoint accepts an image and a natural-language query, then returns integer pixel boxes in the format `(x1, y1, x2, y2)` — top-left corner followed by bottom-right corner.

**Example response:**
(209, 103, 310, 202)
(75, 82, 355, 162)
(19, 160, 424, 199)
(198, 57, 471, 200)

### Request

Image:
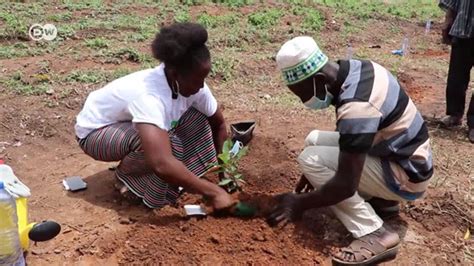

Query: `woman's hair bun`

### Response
(152, 23, 209, 71)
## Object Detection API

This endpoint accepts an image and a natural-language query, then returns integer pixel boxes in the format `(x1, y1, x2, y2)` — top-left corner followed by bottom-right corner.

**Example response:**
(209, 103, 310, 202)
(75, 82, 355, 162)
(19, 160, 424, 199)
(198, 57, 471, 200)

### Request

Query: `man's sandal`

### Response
(332, 233, 399, 265)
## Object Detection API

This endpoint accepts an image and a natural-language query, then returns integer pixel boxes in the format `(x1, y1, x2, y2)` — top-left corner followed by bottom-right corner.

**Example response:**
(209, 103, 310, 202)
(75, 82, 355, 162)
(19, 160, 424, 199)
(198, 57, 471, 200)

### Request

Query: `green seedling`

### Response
(211, 139, 248, 193)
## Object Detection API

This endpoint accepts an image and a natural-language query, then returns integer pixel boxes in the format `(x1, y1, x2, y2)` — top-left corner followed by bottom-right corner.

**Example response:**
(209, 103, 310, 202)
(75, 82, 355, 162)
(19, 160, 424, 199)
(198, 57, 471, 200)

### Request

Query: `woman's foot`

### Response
(114, 182, 141, 204)
(332, 226, 400, 265)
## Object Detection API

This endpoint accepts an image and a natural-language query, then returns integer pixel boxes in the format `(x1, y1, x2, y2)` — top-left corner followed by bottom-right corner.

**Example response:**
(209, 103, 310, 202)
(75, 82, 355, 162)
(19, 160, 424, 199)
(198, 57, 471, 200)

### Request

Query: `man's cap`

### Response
(276, 36, 328, 85)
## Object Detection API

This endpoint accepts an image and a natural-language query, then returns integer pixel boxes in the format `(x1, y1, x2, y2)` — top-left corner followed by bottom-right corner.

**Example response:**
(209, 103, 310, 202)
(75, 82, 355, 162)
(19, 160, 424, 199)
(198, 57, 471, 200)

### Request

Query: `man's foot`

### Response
(368, 198, 400, 219)
(468, 128, 474, 143)
(332, 226, 400, 265)
(440, 115, 462, 128)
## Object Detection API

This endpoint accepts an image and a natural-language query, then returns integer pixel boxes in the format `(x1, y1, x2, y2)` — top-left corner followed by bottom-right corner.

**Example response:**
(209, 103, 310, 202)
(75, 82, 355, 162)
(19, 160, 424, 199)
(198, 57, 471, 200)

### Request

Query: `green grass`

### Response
(291, 6, 325, 32)
(212, 0, 254, 7)
(64, 67, 145, 84)
(198, 13, 239, 29)
(311, 0, 442, 21)
(85, 37, 110, 49)
(62, 0, 104, 11)
(96, 48, 153, 64)
(0, 71, 51, 95)
(211, 53, 239, 81)
(174, 9, 191, 23)
(270, 91, 302, 108)
(65, 70, 108, 84)
(248, 9, 282, 29)
(47, 12, 73, 22)
(0, 42, 59, 59)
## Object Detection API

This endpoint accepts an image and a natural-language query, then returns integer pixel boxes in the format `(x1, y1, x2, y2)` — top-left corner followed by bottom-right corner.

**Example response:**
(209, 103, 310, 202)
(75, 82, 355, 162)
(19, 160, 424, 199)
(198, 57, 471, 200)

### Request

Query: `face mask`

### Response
(303, 77, 333, 110)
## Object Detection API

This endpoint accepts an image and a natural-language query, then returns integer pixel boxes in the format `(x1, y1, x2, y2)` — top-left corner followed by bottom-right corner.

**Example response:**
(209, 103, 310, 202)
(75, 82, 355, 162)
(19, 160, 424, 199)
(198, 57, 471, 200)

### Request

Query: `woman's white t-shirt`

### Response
(75, 64, 218, 139)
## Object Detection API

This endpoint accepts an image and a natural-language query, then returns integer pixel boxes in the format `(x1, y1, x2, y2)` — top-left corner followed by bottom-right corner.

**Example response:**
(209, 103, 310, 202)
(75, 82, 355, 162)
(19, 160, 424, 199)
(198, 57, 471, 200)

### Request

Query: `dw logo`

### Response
(28, 24, 57, 41)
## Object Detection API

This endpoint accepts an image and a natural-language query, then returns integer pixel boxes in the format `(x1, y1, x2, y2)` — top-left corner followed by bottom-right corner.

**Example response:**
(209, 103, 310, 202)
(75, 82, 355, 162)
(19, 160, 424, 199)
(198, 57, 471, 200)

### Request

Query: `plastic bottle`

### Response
(401, 37, 409, 56)
(0, 181, 25, 266)
(425, 20, 431, 35)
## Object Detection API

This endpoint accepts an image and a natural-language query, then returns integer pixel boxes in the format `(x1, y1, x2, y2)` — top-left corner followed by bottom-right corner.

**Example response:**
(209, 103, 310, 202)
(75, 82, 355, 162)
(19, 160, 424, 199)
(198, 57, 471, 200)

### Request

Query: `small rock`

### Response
(262, 247, 275, 255)
(251, 233, 267, 242)
(263, 94, 271, 100)
(62, 228, 72, 234)
(31, 249, 47, 255)
(119, 217, 131, 224)
(209, 234, 220, 244)
(12, 141, 22, 147)
(149, 224, 157, 229)
(245, 245, 255, 251)
(54, 249, 61, 254)
(46, 88, 55, 95)
(128, 216, 138, 223)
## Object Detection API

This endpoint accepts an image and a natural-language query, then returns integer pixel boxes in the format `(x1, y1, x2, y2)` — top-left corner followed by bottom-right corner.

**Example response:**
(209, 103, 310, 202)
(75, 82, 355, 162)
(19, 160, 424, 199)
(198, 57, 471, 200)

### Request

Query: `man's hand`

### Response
(294, 174, 314, 193)
(266, 193, 303, 227)
(441, 8, 455, 45)
(442, 28, 452, 45)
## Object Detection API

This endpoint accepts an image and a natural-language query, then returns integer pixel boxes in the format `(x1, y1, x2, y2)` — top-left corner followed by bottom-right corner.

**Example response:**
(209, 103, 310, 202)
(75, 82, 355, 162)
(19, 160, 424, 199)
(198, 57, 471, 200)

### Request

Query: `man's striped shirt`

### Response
(439, 0, 474, 38)
(335, 60, 433, 200)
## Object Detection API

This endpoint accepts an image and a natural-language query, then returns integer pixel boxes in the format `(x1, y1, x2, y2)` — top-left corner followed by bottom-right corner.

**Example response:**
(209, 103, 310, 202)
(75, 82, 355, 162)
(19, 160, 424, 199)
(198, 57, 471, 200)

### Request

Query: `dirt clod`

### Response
(209, 234, 220, 244)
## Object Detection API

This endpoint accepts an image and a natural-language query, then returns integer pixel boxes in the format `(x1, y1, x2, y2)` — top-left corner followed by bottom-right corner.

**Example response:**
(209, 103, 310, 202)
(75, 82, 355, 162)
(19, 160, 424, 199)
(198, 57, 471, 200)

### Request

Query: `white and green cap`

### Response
(276, 36, 328, 85)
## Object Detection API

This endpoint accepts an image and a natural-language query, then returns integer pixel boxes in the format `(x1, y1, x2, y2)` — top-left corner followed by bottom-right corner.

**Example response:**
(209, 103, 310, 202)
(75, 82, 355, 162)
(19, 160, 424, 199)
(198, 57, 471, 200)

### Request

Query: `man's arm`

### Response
(296, 151, 365, 211)
(267, 151, 366, 225)
(439, 0, 457, 44)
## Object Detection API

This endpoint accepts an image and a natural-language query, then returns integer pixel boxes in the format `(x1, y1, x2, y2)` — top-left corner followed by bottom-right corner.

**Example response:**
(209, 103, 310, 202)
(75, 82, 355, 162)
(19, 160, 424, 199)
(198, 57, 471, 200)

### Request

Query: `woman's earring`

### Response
(171, 80, 180, 99)
(174, 80, 180, 94)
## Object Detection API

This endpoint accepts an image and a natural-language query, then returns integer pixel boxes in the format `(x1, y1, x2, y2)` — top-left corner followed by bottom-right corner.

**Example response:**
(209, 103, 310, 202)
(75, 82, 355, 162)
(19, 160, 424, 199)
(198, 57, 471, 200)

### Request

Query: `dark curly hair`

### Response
(151, 23, 210, 75)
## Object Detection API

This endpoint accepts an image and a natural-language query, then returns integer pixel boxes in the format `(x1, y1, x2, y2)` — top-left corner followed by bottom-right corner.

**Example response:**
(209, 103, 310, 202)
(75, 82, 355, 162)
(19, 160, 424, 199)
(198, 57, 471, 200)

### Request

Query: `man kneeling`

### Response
(267, 36, 433, 265)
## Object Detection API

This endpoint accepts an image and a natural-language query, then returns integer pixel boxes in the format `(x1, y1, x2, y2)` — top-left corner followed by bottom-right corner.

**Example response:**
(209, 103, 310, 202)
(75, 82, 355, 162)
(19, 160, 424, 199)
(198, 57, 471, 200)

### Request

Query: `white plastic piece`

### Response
(184, 205, 206, 216)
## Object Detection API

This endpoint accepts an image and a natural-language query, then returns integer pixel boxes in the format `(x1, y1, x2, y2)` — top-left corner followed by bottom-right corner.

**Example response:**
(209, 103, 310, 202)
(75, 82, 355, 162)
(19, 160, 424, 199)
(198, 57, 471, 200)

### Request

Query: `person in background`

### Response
(439, 0, 474, 143)
(267, 36, 433, 265)
(74, 23, 233, 210)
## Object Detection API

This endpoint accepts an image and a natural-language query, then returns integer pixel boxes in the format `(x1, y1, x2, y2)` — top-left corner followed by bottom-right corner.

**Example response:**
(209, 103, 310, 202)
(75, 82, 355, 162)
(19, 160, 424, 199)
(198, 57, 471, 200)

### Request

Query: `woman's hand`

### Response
(211, 190, 235, 210)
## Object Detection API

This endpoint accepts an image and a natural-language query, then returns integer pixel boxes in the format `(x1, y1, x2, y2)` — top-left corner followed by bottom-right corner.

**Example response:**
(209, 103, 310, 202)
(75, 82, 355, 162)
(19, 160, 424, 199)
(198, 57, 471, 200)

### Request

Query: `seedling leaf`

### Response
(218, 178, 233, 186)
